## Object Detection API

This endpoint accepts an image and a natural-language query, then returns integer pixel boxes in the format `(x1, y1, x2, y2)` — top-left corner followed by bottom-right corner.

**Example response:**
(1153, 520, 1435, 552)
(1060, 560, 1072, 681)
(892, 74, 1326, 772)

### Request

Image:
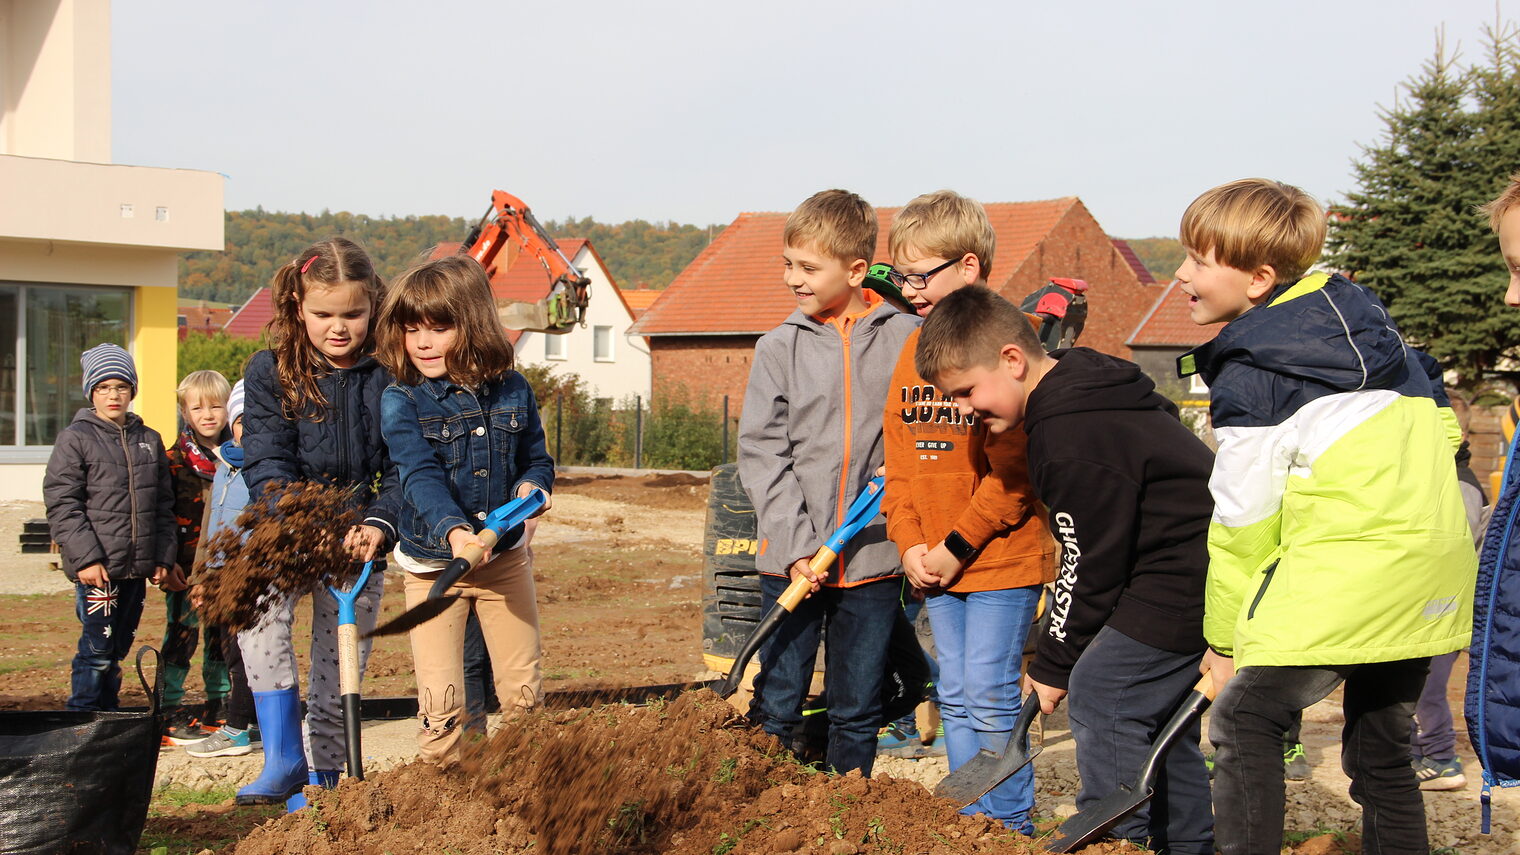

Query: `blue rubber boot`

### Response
(235, 689, 308, 806)
(286, 770, 340, 812)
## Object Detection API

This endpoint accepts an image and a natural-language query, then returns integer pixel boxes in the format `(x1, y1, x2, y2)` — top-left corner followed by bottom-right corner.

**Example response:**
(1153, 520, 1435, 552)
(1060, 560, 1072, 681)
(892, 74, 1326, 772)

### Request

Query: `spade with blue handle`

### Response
(711, 477, 885, 699)
(364, 490, 548, 639)
(330, 559, 376, 780)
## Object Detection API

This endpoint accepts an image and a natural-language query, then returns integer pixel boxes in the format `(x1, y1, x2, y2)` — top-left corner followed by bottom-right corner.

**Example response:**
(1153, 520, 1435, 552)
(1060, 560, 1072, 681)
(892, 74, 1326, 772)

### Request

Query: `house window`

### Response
(544, 334, 566, 361)
(1189, 373, 1209, 395)
(0, 283, 133, 446)
(593, 326, 614, 362)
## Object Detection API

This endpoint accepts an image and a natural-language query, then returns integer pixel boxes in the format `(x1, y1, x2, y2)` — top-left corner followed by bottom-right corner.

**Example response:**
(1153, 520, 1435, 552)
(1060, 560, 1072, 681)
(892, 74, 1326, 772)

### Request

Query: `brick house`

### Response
(1126, 280, 1222, 399)
(627, 198, 1161, 417)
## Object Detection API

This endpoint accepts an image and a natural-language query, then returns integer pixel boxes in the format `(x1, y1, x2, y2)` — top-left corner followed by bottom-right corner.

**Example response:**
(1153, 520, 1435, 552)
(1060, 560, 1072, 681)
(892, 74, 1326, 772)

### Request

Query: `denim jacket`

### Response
(380, 370, 554, 560)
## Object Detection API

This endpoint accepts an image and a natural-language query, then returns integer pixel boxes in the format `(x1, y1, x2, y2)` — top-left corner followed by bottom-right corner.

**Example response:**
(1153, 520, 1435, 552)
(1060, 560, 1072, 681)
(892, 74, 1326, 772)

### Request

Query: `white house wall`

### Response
(514, 245, 651, 406)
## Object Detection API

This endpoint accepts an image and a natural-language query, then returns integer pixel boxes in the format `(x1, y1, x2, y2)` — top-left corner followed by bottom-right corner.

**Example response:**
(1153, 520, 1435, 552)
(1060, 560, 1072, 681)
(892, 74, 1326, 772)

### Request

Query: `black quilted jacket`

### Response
(43, 409, 177, 581)
(241, 350, 402, 543)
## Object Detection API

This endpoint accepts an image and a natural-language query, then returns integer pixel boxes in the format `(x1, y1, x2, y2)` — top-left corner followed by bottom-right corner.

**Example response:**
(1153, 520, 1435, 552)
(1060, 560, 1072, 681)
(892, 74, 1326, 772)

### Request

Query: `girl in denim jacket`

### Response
(376, 255, 554, 765)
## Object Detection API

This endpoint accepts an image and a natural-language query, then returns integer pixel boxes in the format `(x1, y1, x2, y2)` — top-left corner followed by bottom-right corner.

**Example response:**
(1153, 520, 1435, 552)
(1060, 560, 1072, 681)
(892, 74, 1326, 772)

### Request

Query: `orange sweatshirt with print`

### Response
(882, 328, 1056, 592)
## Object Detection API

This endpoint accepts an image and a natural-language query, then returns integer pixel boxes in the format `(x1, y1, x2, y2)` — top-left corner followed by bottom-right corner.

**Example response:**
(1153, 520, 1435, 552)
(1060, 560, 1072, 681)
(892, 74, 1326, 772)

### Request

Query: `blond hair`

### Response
(889, 190, 996, 278)
(376, 255, 516, 388)
(177, 369, 231, 413)
(1180, 178, 1325, 284)
(1480, 172, 1520, 232)
(915, 285, 1043, 383)
(783, 189, 876, 263)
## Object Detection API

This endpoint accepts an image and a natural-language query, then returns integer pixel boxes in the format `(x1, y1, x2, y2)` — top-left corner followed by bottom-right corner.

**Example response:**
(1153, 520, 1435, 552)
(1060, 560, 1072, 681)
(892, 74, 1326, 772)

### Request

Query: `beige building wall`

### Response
(0, 0, 111, 162)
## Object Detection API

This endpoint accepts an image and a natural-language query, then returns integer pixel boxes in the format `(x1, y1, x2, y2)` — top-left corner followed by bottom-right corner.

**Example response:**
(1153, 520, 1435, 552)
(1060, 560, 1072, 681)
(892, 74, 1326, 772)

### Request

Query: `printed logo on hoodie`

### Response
(898, 384, 977, 427)
(1048, 511, 1080, 641)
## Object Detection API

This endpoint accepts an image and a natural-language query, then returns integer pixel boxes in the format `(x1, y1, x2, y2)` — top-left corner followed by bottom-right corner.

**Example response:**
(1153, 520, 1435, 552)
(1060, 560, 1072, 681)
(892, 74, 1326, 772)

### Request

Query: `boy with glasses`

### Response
(44, 343, 179, 711)
(878, 190, 1055, 834)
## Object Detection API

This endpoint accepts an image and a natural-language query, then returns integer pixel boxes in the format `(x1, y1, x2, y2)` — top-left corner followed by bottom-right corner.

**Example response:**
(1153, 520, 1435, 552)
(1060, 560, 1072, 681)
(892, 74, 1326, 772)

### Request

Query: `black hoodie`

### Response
(1023, 348, 1214, 690)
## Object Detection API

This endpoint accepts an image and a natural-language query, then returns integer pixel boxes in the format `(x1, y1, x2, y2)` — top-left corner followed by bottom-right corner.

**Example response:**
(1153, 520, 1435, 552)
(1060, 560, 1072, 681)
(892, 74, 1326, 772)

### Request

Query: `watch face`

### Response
(945, 532, 976, 561)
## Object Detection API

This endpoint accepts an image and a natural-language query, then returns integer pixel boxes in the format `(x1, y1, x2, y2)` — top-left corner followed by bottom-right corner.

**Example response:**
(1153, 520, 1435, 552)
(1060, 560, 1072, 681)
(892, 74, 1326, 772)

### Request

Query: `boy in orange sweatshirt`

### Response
(880, 190, 1056, 833)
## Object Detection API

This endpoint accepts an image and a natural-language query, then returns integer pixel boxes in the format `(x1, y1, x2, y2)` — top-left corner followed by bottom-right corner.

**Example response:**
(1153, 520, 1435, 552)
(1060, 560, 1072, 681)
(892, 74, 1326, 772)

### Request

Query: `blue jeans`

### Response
(69, 579, 147, 711)
(754, 574, 902, 776)
(926, 585, 1041, 832)
(1211, 658, 1428, 855)
(1068, 626, 1213, 855)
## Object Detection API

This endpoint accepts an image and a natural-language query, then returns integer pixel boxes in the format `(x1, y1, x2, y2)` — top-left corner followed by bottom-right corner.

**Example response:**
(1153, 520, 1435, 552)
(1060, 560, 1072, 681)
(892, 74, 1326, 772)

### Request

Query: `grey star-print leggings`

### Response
(236, 570, 384, 771)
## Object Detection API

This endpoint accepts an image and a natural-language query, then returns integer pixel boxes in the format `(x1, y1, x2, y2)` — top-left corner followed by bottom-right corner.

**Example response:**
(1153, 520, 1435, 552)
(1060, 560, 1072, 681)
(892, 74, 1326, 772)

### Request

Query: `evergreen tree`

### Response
(1328, 28, 1520, 384)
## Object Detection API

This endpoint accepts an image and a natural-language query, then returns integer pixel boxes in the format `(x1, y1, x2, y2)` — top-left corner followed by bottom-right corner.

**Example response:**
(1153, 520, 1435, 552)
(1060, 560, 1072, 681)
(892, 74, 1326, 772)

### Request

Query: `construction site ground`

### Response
(0, 474, 1515, 853)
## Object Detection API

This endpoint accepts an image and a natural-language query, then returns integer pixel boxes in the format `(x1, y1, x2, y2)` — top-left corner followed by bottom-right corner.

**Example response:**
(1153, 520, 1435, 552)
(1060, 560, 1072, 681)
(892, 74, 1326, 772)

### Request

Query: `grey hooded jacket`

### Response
(739, 299, 920, 584)
(44, 408, 177, 582)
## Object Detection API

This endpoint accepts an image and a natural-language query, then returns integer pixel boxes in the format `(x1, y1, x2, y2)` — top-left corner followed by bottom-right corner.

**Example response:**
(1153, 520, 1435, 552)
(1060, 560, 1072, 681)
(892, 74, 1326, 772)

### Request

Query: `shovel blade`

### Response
(1042, 784, 1152, 853)
(933, 743, 1042, 808)
(364, 594, 462, 638)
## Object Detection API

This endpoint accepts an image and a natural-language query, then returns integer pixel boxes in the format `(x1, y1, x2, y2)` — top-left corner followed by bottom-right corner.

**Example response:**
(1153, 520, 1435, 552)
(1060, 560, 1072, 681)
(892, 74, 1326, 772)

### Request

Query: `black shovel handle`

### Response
(363, 556, 473, 639)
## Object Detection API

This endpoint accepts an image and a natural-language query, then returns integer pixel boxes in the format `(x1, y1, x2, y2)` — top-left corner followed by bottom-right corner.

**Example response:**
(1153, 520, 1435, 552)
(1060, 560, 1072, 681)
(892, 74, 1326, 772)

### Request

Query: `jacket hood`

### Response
(1025, 347, 1176, 431)
(71, 407, 144, 432)
(781, 291, 901, 332)
(1182, 273, 1409, 392)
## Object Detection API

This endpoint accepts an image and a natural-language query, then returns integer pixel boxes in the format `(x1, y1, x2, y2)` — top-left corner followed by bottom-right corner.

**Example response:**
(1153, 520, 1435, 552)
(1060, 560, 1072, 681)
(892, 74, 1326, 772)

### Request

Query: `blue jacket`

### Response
(380, 371, 554, 561)
(1469, 415, 1520, 828)
(203, 441, 249, 545)
(241, 349, 402, 544)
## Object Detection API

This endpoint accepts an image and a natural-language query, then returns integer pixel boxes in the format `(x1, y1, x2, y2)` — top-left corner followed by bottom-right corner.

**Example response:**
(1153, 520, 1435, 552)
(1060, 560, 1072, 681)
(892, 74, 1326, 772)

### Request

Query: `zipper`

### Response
(1246, 560, 1278, 620)
(336, 372, 349, 482)
(834, 318, 855, 582)
(118, 420, 139, 569)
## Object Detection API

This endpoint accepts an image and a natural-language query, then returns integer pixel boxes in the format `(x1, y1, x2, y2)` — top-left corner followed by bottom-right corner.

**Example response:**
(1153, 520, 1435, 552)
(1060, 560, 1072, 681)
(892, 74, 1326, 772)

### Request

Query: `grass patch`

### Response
(150, 784, 239, 810)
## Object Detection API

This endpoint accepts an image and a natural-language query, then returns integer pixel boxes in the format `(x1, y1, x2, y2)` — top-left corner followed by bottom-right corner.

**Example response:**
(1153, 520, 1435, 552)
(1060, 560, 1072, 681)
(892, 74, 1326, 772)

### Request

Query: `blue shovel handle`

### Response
(823, 476, 885, 555)
(329, 560, 375, 626)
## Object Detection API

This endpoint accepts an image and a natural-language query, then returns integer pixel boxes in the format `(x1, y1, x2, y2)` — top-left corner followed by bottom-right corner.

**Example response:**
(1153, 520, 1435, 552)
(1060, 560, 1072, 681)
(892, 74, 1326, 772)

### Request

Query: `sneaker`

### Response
(1204, 751, 1216, 780)
(1414, 755, 1466, 791)
(186, 726, 253, 758)
(1284, 742, 1309, 781)
(921, 723, 947, 757)
(877, 722, 926, 758)
(201, 697, 226, 732)
(163, 708, 211, 746)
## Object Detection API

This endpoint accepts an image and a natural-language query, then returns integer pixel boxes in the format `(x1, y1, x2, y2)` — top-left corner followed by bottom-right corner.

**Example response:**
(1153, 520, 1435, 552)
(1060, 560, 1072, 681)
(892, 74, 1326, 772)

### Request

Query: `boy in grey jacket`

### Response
(44, 343, 178, 711)
(738, 189, 920, 776)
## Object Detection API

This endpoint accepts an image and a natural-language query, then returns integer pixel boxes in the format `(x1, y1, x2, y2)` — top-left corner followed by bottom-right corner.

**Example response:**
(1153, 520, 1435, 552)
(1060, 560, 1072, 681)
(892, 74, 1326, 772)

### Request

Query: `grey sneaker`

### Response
(1413, 755, 1466, 791)
(185, 726, 253, 758)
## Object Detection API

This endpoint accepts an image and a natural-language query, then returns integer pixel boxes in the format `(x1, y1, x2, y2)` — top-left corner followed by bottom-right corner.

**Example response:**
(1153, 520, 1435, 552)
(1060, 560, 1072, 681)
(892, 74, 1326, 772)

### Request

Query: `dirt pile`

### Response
(196, 481, 363, 631)
(228, 690, 1104, 855)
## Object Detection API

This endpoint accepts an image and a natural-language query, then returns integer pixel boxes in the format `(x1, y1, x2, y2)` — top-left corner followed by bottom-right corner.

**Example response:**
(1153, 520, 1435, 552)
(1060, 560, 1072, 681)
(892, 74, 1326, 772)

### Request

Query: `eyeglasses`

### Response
(93, 384, 133, 398)
(885, 257, 961, 291)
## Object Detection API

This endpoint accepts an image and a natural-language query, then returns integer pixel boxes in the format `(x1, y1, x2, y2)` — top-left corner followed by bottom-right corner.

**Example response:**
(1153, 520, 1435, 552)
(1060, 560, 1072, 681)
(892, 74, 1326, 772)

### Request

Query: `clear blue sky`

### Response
(113, 0, 1509, 237)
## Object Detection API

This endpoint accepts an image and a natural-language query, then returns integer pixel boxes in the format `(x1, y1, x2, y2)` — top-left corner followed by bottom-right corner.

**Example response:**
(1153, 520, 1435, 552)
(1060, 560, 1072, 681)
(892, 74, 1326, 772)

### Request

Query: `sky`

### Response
(112, 0, 1511, 238)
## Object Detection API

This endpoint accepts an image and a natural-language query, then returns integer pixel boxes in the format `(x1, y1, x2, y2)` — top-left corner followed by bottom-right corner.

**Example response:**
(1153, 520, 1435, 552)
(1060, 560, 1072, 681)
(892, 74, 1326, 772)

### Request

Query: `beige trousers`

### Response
(401, 544, 541, 765)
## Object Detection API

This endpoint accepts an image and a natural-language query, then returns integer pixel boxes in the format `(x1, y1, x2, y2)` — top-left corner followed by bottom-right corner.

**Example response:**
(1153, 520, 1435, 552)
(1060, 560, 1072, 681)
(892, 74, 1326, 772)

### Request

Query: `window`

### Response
(544, 334, 566, 361)
(0, 283, 132, 447)
(593, 326, 614, 362)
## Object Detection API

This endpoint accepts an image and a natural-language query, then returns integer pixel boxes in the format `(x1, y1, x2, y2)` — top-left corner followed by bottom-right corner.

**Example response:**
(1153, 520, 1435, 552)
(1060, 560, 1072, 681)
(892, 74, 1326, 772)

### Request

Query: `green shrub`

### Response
(178, 332, 264, 384)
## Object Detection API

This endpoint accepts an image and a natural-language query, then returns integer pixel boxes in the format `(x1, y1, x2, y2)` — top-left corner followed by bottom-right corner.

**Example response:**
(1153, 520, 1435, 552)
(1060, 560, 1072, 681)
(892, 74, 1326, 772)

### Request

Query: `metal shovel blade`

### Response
(934, 693, 1042, 808)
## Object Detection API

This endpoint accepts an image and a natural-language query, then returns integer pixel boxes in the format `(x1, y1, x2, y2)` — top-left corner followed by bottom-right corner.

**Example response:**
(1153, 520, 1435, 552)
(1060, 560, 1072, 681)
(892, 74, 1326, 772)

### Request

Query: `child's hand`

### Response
(924, 542, 967, 589)
(188, 584, 204, 609)
(902, 544, 937, 590)
(1200, 649, 1235, 698)
(789, 557, 822, 595)
(78, 564, 109, 588)
(1022, 674, 1067, 715)
(344, 524, 385, 562)
(447, 526, 491, 564)
(157, 565, 189, 592)
(517, 483, 551, 516)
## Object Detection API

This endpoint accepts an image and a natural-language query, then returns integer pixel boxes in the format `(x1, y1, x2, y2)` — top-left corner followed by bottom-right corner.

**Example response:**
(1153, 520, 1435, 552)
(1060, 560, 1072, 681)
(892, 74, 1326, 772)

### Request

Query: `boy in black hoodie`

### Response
(917, 286, 1215, 855)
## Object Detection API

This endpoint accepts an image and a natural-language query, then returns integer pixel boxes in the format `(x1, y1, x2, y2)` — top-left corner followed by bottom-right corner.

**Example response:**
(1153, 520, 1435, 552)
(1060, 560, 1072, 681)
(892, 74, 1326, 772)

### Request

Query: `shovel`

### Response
(933, 691, 1042, 807)
(330, 559, 375, 780)
(1042, 674, 1215, 853)
(710, 477, 885, 699)
(365, 490, 548, 639)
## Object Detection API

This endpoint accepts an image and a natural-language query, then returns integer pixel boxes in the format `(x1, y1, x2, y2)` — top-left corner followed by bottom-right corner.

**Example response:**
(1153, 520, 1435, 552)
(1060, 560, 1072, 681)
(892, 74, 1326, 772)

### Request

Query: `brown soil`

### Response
(197, 481, 363, 631)
(555, 472, 708, 511)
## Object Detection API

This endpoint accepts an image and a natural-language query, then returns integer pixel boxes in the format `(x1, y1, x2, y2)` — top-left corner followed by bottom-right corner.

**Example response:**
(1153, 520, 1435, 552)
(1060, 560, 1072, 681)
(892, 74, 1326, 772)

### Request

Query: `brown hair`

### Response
(783, 189, 877, 264)
(915, 285, 1043, 383)
(375, 255, 515, 388)
(265, 237, 385, 419)
(889, 190, 996, 278)
(1179, 178, 1325, 284)
(1480, 172, 1520, 232)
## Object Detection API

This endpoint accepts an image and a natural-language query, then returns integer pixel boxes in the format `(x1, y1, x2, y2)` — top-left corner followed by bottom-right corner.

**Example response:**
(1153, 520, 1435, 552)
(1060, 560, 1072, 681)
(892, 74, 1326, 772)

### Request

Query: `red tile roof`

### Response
(1110, 238, 1157, 285)
(178, 305, 234, 339)
(1126, 280, 1223, 347)
(222, 287, 274, 340)
(629, 199, 1080, 336)
(621, 289, 663, 318)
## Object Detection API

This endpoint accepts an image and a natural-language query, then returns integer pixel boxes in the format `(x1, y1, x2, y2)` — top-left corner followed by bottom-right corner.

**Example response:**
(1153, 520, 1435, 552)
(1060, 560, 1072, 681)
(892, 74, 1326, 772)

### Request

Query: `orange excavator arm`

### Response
(459, 190, 591, 333)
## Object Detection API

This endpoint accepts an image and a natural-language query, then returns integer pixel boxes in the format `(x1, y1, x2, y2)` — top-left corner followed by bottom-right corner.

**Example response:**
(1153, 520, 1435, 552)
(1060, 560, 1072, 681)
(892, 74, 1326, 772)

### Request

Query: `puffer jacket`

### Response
(43, 408, 176, 581)
(738, 292, 920, 584)
(242, 349, 402, 543)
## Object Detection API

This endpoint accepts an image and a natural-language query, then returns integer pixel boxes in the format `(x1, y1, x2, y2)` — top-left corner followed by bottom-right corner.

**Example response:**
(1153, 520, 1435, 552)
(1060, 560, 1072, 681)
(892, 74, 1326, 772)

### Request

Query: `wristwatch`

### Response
(943, 530, 977, 563)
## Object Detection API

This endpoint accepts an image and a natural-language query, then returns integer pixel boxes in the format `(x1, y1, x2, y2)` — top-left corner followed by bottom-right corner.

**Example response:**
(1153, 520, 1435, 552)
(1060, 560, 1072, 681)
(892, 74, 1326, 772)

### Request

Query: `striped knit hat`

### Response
(80, 343, 137, 400)
(227, 379, 246, 425)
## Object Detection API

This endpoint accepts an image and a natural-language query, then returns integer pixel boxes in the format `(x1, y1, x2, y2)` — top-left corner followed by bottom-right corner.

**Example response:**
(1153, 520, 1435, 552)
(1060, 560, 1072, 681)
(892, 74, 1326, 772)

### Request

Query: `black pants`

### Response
(1210, 659, 1430, 855)
(220, 625, 254, 731)
(462, 606, 498, 732)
